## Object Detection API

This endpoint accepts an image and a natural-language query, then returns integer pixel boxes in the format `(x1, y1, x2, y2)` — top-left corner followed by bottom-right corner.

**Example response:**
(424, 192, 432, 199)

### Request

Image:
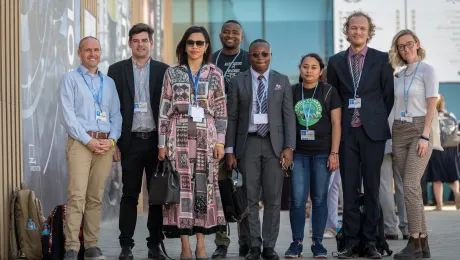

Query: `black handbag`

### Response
(218, 166, 248, 222)
(149, 158, 180, 205)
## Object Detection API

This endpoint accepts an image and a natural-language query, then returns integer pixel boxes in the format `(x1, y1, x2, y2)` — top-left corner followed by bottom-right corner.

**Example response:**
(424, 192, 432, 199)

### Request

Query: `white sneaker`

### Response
(323, 228, 337, 239)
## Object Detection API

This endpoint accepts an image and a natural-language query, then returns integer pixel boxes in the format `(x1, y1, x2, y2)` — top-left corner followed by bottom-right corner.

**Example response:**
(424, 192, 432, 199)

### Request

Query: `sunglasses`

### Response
(249, 52, 271, 58)
(186, 40, 206, 48)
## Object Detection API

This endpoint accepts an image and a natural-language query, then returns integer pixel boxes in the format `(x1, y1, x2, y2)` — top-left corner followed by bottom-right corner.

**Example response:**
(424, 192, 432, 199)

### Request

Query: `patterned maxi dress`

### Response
(158, 63, 227, 236)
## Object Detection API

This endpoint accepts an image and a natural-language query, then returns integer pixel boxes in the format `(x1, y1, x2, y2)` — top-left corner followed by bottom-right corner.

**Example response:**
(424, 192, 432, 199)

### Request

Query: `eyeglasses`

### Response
(186, 40, 205, 48)
(249, 52, 271, 58)
(397, 41, 416, 51)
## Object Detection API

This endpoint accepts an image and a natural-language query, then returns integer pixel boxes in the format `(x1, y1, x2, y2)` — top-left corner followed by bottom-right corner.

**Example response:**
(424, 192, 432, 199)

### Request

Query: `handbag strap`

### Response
(160, 240, 175, 260)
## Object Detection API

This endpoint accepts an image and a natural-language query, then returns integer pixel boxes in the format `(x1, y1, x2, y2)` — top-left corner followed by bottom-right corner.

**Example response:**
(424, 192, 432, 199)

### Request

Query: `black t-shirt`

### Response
(292, 82, 342, 155)
(212, 49, 251, 93)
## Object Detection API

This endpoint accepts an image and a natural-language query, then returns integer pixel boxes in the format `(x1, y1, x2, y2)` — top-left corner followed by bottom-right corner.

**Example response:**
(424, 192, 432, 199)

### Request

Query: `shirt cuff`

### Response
(216, 133, 225, 145)
(108, 133, 118, 143)
(81, 134, 93, 146)
(225, 147, 234, 154)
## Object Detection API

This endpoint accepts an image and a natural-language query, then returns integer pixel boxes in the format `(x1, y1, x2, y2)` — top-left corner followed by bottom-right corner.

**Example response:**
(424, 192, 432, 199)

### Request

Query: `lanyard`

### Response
(186, 64, 203, 105)
(403, 61, 421, 113)
(252, 74, 268, 114)
(134, 62, 150, 101)
(301, 82, 318, 130)
(348, 57, 365, 98)
(77, 67, 103, 105)
(215, 49, 241, 78)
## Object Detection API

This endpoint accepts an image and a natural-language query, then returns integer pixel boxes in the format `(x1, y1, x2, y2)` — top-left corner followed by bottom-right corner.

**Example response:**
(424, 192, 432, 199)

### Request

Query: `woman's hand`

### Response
(327, 153, 339, 172)
(416, 139, 429, 157)
(158, 147, 168, 161)
(213, 144, 225, 162)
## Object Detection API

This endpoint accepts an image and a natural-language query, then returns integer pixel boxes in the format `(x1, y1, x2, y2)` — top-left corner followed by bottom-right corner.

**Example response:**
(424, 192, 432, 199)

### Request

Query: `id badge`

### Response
(300, 130, 315, 140)
(96, 110, 107, 122)
(191, 106, 204, 122)
(349, 98, 362, 109)
(400, 111, 414, 123)
(253, 113, 268, 124)
(134, 102, 148, 113)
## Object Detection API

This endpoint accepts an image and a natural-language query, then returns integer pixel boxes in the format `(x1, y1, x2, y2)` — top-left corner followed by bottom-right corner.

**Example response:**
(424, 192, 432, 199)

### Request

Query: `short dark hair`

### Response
(78, 36, 100, 50)
(176, 26, 213, 65)
(298, 53, 325, 83)
(221, 20, 243, 30)
(342, 11, 376, 43)
(129, 23, 154, 41)
(249, 39, 271, 51)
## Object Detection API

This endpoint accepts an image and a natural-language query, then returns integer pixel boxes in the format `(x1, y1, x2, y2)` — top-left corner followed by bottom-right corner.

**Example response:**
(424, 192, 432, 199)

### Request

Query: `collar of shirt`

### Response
(250, 66, 270, 83)
(348, 45, 368, 58)
(78, 64, 101, 78)
(132, 57, 151, 69)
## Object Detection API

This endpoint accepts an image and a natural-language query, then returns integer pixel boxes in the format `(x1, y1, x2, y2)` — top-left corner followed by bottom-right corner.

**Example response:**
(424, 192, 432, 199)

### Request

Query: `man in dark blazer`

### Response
(226, 39, 296, 260)
(327, 12, 394, 259)
(107, 23, 169, 260)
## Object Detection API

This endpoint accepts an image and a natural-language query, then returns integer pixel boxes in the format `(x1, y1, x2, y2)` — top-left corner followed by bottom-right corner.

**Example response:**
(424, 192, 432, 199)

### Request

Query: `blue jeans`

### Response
(289, 153, 332, 242)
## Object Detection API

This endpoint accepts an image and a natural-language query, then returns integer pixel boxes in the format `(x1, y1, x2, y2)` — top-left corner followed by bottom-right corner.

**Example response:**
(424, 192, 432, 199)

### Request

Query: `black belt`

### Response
(131, 131, 156, 139)
(248, 132, 270, 137)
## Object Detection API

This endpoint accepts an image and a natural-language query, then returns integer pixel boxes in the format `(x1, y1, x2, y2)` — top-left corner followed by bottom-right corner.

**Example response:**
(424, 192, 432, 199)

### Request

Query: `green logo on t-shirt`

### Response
(294, 98, 322, 127)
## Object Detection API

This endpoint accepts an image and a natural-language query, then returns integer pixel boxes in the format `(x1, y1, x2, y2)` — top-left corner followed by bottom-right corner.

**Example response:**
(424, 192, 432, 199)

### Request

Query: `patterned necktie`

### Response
(351, 53, 362, 127)
(257, 75, 269, 136)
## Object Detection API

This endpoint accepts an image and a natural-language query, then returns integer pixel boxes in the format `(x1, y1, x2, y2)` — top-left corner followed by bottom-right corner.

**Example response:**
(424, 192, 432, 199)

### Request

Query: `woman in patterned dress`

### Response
(157, 26, 227, 260)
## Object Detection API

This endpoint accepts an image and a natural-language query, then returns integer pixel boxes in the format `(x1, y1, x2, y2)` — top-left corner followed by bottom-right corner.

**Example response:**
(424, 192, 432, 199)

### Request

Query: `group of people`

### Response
(58, 10, 443, 260)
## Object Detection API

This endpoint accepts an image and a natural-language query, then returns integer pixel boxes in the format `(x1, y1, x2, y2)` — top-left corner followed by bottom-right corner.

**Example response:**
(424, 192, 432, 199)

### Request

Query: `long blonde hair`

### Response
(389, 29, 426, 69)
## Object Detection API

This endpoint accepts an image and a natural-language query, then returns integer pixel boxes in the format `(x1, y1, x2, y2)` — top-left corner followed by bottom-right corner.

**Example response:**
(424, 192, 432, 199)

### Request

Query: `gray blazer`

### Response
(226, 69, 296, 159)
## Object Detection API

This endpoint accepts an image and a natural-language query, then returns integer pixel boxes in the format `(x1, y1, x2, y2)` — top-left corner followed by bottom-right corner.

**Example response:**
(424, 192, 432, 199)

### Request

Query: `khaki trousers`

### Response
(64, 136, 114, 251)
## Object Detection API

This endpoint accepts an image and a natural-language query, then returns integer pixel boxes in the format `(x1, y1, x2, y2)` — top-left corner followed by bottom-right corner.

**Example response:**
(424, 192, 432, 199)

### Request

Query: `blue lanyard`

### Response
(301, 82, 318, 130)
(186, 64, 203, 105)
(403, 61, 421, 113)
(77, 67, 103, 105)
(215, 49, 241, 78)
(348, 57, 365, 98)
(252, 74, 268, 114)
(134, 62, 150, 101)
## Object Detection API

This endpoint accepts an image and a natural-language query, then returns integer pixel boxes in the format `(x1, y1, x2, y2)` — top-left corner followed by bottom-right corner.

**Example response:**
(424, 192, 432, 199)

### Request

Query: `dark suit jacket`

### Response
(107, 58, 169, 153)
(226, 69, 296, 159)
(327, 47, 394, 141)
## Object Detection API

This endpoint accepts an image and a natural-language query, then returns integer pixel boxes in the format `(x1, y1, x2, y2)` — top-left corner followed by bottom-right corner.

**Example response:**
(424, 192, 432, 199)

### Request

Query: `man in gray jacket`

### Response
(225, 39, 296, 260)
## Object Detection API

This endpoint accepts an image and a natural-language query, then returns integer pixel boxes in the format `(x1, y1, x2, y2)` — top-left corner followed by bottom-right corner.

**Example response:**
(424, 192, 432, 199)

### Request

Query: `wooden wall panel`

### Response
(81, 0, 98, 37)
(0, 0, 23, 259)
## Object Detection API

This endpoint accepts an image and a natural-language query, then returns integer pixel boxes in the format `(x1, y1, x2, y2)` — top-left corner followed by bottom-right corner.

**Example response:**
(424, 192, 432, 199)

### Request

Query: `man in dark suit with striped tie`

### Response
(327, 11, 394, 259)
(225, 39, 296, 260)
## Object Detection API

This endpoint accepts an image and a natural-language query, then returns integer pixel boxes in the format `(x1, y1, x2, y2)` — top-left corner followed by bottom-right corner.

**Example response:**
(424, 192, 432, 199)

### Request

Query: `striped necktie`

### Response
(257, 75, 269, 136)
(351, 53, 362, 127)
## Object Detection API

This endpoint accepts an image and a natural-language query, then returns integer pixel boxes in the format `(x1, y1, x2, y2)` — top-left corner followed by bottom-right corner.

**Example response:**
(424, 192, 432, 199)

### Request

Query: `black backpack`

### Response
(439, 112, 460, 148)
(42, 205, 84, 260)
(335, 193, 393, 257)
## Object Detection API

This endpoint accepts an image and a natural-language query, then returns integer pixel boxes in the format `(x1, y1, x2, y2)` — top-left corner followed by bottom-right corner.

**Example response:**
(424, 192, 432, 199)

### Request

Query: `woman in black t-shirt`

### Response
(284, 54, 342, 258)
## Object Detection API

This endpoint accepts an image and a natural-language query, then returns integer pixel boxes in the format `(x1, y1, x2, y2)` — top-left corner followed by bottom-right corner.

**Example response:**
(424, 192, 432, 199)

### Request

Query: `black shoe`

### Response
(262, 248, 279, 260)
(211, 245, 228, 259)
(365, 243, 382, 259)
(394, 236, 422, 260)
(239, 245, 250, 257)
(245, 247, 261, 260)
(148, 244, 167, 260)
(420, 236, 431, 258)
(384, 234, 399, 240)
(337, 244, 357, 259)
(119, 246, 133, 260)
(402, 234, 409, 240)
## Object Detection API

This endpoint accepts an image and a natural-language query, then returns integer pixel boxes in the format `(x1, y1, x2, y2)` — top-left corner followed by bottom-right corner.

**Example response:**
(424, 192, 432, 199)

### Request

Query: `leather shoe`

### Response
(365, 243, 382, 259)
(262, 248, 279, 260)
(239, 245, 250, 257)
(119, 246, 133, 260)
(245, 247, 261, 260)
(211, 245, 228, 259)
(384, 234, 398, 240)
(337, 244, 357, 259)
(148, 244, 167, 260)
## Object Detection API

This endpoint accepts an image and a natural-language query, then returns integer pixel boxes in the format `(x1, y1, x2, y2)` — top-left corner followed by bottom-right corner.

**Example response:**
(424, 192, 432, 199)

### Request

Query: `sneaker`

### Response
(311, 240, 327, 259)
(84, 247, 107, 260)
(63, 249, 78, 260)
(323, 228, 337, 239)
(285, 241, 303, 258)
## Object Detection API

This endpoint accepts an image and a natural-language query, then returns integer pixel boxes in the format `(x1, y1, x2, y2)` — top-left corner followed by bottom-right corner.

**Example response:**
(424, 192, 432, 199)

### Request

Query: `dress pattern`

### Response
(158, 63, 227, 236)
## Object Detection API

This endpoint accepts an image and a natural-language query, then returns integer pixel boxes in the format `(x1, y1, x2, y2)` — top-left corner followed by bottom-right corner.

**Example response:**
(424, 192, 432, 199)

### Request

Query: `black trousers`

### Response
(339, 126, 385, 244)
(119, 133, 163, 248)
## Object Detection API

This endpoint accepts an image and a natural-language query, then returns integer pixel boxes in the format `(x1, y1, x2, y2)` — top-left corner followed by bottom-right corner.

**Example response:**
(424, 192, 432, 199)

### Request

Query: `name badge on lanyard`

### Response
(187, 64, 204, 122)
(401, 61, 421, 123)
(348, 98, 362, 108)
(134, 102, 148, 113)
(301, 130, 315, 140)
(77, 68, 105, 121)
(252, 76, 268, 125)
(400, 111, 413, 123)
(134, 63, 150, 113)
(300, 82, 318, 141)
(348, 56, 364, 109)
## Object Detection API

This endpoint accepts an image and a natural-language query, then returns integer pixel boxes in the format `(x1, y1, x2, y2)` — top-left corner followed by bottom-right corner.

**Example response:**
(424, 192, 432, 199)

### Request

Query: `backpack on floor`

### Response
(10, 182, 46, 260)
(335, 193, 393, 257)
(439, 111, 460, 148)
(41, 205, 85, 260)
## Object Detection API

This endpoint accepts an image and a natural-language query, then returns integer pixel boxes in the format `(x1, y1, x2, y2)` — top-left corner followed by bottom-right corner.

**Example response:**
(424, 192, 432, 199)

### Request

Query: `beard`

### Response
(222, 43, 238, 50)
